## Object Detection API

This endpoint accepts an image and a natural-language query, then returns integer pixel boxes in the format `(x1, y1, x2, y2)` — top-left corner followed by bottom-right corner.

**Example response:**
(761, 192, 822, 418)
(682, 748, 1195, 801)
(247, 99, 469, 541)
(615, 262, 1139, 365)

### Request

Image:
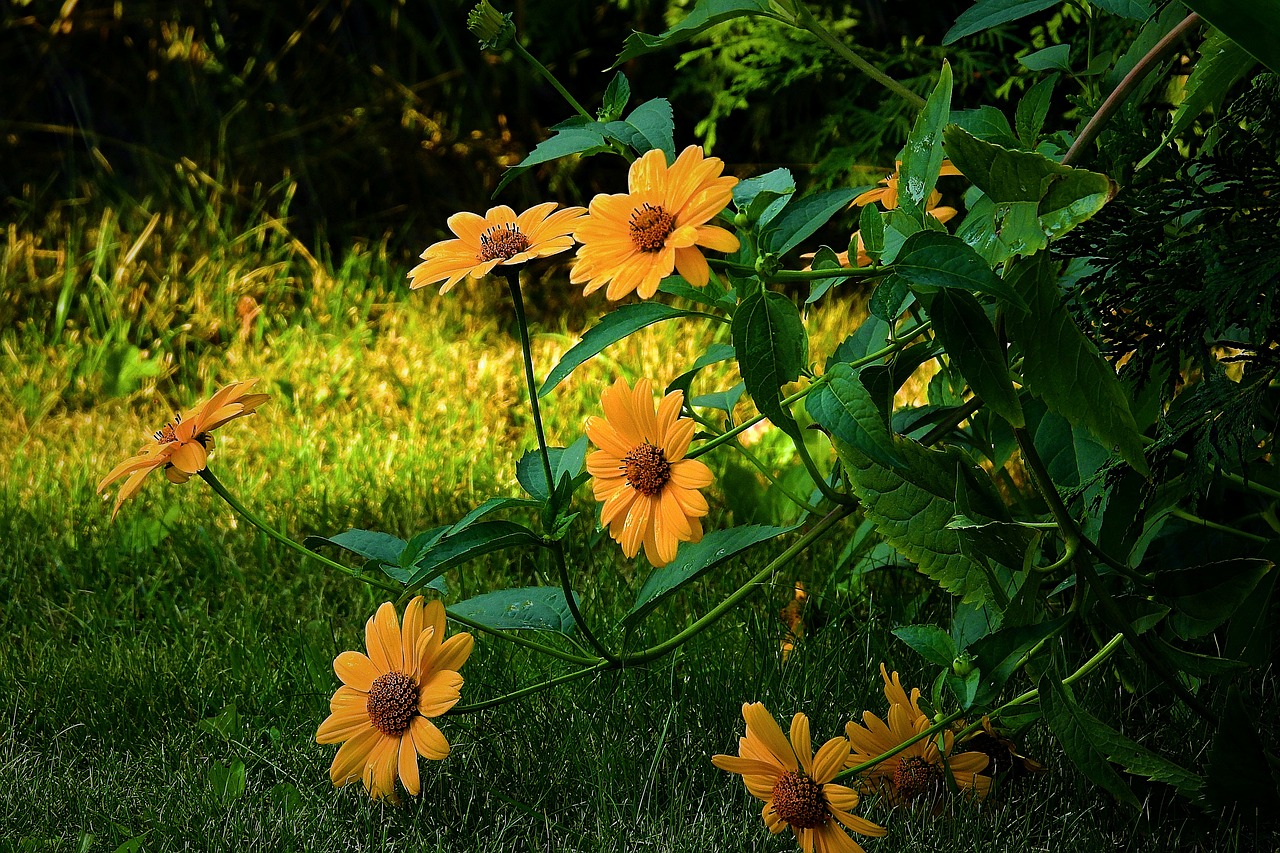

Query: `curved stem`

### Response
(789, 4, 926, 110)
(1062, 12, 1202, 167)
(198, 468, 401, 594)
(512, 41, 593, 121)
(550, 542, 618, 662)
(791, 429, 853, 506)
(448, 661, 610, 714)
(621, 505, 854, 665)
(504, 270, 556, 497)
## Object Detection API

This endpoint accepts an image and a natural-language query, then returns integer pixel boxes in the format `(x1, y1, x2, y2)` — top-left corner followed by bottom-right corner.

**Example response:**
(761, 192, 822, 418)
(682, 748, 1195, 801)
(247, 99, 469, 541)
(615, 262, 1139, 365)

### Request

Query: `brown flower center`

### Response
(478, 224, 530, 262)
(153, 413, 182, 444)
(771, 771, 829, 829)
(629, 203, 675, 252)
(892, 755, 941, 800)
(366, 671, 419, 737)
(622, 442, 671, 496)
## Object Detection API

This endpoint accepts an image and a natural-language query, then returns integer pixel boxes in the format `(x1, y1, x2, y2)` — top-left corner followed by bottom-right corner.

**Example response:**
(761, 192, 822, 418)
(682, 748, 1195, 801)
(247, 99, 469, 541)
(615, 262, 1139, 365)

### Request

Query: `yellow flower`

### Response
(97, 380, 268, 518)
(845, 704, 991, 804)
(713, 702, 888, 853)
(407, 202, 586, 294)
(570, 146, 740, 300)
(317, 597, 474, 801)
(852, 160, 961, 223)
(878, 663, 925, 720)
(584, 377, 713, 567)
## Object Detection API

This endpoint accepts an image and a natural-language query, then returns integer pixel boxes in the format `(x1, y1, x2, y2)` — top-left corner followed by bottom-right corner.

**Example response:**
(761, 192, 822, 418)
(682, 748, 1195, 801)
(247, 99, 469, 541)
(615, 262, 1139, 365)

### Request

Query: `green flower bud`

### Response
(467, 1, 516, 51)
(754, 253, 779, 277)
(733, 211, 751, 229)
(951, 653, 976, 677)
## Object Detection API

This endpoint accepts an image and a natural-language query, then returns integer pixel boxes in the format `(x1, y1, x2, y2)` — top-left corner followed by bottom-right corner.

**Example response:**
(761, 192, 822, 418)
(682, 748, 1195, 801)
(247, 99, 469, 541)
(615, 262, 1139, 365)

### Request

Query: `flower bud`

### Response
(467, 0, 515, 51)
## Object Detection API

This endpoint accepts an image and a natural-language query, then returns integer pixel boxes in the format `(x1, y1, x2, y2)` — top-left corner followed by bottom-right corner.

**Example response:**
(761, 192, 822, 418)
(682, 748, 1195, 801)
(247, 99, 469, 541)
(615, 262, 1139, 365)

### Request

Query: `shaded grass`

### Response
(1, 207, 1274, 851)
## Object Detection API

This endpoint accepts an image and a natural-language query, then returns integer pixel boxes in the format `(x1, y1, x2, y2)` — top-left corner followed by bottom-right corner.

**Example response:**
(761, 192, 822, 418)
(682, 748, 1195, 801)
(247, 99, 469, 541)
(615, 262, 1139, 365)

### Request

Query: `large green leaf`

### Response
(732, 290, 808, 437)
(944, 125, 1114, 254)
(1153, 558, 1273, 640)
(891, 231, 1025, 307)
(898, 61, 953, 223)
(1040, 673, 1203, 805)
(968, 616, 1070, 705)
(764, 188, 861, 256)
(540, 303, 707, 397)
(925, 289, 1024, 427)
(305, 528, 447, 592)
(494, 125, 610, 196)
(601, 98, 675, 159)
(944, 0, 1060, 44)
(516, 438, 589, 502)
(624, 524, 799, 625)
(1004, 254, 1149, 475)
(733, 167, 796, 229)
(1089, 0, 1154, 20)
(1180, 0, 1280, 75)
(892, 624, 957, 668)
(835, 435, 1005, 605)
(449, 587, 581, 633)
(443, 496, 541, 539)
(1015, 74, 1057, 148)
(1204, 687, 1280, 810)
(614, 0, 774, 65)
(389, 521, 543, 589)
(807, 362, 902, 469)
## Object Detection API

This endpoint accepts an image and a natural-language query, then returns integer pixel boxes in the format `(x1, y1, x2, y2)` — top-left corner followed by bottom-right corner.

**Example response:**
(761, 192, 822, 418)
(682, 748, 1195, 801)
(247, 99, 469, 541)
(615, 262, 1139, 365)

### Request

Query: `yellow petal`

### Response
(409, 715, 451, 760)
(334, 651, 379, 691)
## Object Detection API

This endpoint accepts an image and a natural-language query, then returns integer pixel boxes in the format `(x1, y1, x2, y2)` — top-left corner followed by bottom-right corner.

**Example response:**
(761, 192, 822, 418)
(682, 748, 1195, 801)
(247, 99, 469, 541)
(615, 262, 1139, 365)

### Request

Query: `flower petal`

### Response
(334, 651, 380, 691)
(409, 715, 451, 760)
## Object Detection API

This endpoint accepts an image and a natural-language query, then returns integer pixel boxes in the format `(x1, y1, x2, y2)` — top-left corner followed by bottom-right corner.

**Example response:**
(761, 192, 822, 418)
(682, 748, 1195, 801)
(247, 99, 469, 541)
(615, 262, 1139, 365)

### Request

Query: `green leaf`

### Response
(946, 667, 982, 708)
(691, 381, 745, 413)
(968, 615, 1070, 704)
(516, 438, 589, 502)
(732, 290, 808, 436)
(666, 343, 736, 398)
(1138, 30, 1258, 169)
(624, 524, 799, 625)
(1004, 254, 1149, 475)
(1089, 0, 1153, 20)
(494, 126, 609, 196)
(805, 246, 845, 304)
(1149, 636, 1249, 677)
(1180, 0, 1280, 75)
(1031, 407, 1109, 488)
(659, 274, 733, 312)
(198, 701, 241, 740)
(1154, 558, 1273, 640)
(304, 528, 406, 565)
(1019, 44, 1071, 72)
(1226, 568, 1278, 665)
(858, 204, 885, 262)
(389, 521, 543, 588)
(598, 71, 630, 122)
(828, 315, 890, 369)
(949, 106, 1019, 148)
(1204, 686, 1280, 810)
(734, 167, 796, 228)
(444, 496, 541, 538)
(208, 760, 248, 804)
(944, 0, 1060, 44)
(835, 435, 1004, 605)
(925, 289, 1024, 427)
(891, 231, 1026, 307)
(1016, 74, 1057, 148)
(450, 587, 581, 633)
(764, 188, 861, 256)
(807, 362, 904, 470)
(540, 303, 703, 397)
(614, 0, 774, 65)
(605, 98, 675, 159)
(898, 61, 953, 223)
(892, 624, 957, 668)
(944, 125, 1115, 252)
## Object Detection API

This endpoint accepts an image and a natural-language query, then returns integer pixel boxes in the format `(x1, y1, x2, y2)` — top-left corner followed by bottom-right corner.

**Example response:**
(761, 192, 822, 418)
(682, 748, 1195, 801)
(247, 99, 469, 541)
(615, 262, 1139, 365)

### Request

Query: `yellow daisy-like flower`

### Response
(570, 145, 740, 300)
(316, 597, 474, 801)
(407, 202, 586, 294)
(585, 377, 713, 568)
(845, 704, 991, 804)
(97, 379, 268, 519)
(713, 702, 888, 853)
(852, 159, 961, 222)
(878, 663, 925, 720)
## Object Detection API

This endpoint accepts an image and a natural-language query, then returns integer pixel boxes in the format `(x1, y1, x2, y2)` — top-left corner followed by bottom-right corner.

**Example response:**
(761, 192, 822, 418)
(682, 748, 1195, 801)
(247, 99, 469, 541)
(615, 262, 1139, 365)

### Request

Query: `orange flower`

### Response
(584, 377, 712, 567)
(845, 704, 991, 804)
(407, 202, 586, 294)
(316, 597, 474, 801)
(713, 702, 888, 853)
(97, 380, 268, 518)
(878, 663, 925, 720)
(570, 146, 740, 300)
(852, 160, 961, 222)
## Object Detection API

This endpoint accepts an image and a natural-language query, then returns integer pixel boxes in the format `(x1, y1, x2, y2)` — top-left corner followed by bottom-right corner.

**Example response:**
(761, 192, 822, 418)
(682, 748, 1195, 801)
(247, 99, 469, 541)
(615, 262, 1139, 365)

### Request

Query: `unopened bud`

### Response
(467, 0, 515, 51)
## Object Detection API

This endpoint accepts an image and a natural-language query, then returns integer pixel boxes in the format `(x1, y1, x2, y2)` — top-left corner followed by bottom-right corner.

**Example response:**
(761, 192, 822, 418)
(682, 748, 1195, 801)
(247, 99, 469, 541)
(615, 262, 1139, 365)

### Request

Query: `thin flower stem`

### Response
(835, 709, 968, 781)
(791, 429, 854, 506)
(448, 660, 611, 714)
(1062, 12, 1201, 167)
(790, 4, 926, 110)
(198, 468, 401, 594)
(687, 321, 932, 460)
(512, 41, 593, 121)
(444, 609, 600, 667)
(551, 541, 619, 662)
(622, 506, 854, 665)
(708, 259, 887, 281)
(690, 411, 822, 514)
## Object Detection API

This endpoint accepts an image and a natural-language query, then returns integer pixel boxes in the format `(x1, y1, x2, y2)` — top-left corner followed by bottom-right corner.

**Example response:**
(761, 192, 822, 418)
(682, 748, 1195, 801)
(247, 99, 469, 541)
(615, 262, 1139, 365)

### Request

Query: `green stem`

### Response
(504, 270, 555, 496)
(621, 506, 854, 665)
(690, 411, 822, 514)
(512, 41, 593, 121)
(445, 609, 600, 666)
(708, 258, 888, 282)
(448, 661, 610, 713)
(1169, 508, 1270, 543)
(789, 4, 926, 110)
(1167, 446, 1280, 502)
(791, 428, 853, 506)
(835, 709, 968, 781)
(198, 468, 400, 594)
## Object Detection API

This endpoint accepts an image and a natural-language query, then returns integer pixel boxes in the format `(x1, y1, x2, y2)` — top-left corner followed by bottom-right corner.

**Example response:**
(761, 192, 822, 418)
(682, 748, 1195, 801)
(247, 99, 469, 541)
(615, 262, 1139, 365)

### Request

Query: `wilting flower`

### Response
(317, 597, 474, 801)
(845, 704, 991, 804)
(852, 160, 961, 223)
(571, 146, 740, 300)
(959, 716, 1045, 780)
(407, 203, 586, 294)
(713, 702, 888, 853)
(584, 377, 712, 567)
(97, 380, 268, 518)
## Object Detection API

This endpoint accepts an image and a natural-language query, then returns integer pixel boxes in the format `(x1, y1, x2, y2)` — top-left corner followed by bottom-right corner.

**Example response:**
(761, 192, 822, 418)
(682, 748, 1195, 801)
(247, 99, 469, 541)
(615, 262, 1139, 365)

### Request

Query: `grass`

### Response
(1, 201, 1275, 852)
